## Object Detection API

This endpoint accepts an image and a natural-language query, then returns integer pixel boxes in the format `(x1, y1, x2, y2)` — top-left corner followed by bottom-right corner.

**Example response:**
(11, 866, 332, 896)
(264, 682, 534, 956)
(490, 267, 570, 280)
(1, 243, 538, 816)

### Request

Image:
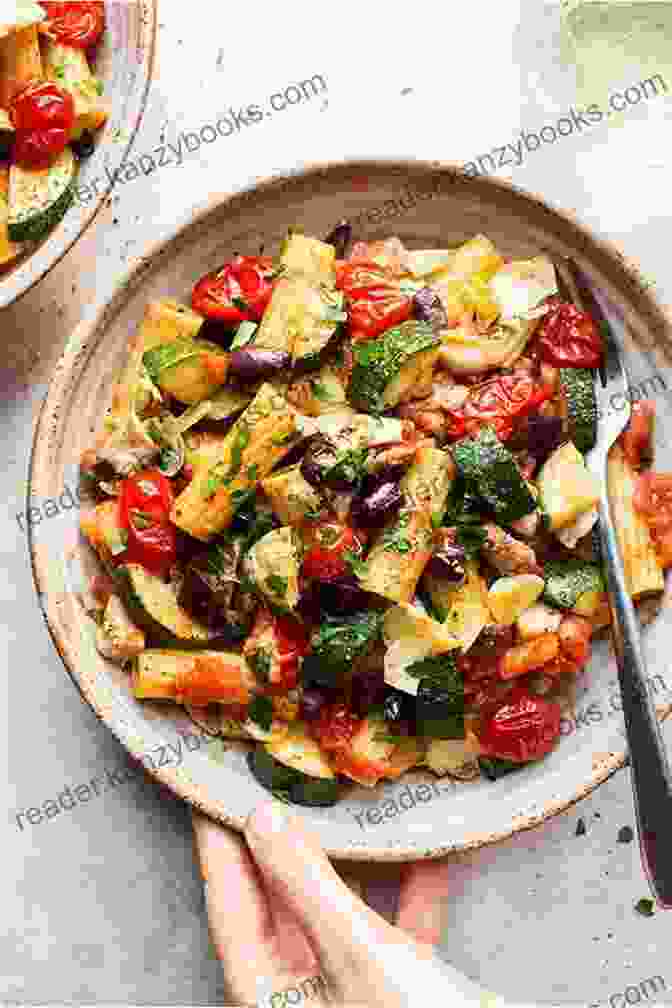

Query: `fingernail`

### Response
(245, 799, 289, 845)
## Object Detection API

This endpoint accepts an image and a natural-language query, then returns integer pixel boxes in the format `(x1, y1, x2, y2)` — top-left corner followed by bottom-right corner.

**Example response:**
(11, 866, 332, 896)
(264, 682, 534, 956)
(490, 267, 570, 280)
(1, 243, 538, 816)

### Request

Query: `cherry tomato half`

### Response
(536, 297, 603, 368)
(117, 469, 177, 577)
(336, 260, 412, 340)
(273, 615, 310, 689)
(10, 81, 74, 167)
(478, 687, 561, 763)
(40, 2, 105, 47)
(302, 524, 362, 581)
(621, 399, 655, 470)
(191, 255, 275, 325)
(311, 703, 360, 754)
(461, 373, 553, 441)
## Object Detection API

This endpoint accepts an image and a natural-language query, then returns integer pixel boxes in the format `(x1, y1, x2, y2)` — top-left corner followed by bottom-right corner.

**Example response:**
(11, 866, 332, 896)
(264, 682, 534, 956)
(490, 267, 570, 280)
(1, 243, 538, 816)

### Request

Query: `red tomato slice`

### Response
(191, 255, 275, 325)
(536, 297, 603, 368)
(621, 399, 655, 469)
(40, 2, 105, 47)
(461, 374, 553, 440)
(117, 469, 176, 577)
(336, 260, 412, 340)
(633, 471, 672, 568)
(302, 524, 361, 580)
(478, 688, 561, 763)
(311, 703, 359, 754)
(10, 81, 74, 167)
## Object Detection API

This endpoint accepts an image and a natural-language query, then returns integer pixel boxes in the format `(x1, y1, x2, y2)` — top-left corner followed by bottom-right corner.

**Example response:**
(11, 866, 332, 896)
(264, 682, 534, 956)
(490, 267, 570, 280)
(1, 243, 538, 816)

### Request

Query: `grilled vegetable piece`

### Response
(334, 716, 397, 788)
(309, 610, 384, 679)
(171, 383, 301, 541)
(542, 560, 606, 614)
(402, 442, 455, 520)
(410, 652, 464, 739)
(42, 40, 107, 138)
(115, 563, 215, 647)
(560, 367, 597, 453)
(261, 464, 321, 526)
(139, 299, 205, 351)
(279, 232, 336, 283)
(537, 441, 600, 530)
(249, 729, 339, 806)
(143, 339, 229, 404)
(481, 523, 537, 574)
(487, 574, 545, 626)
(424, 560, 492, 651)
(516, 603, 562, 640)
(451, 427, 536, 524)
(383, 602, 459, 696)
(0, 166, 23, 268)
(348, 321, 441, 415)
(425, 735, 480, 778)
(8, 145, 75, 242)
(244, 526, 301, 611)
(80, 499, 127, 566)
(131, 648, 254, 704)
(95, 594, 145, 661)
(359, 503, 433, 604)
(178, 541, 252, 642)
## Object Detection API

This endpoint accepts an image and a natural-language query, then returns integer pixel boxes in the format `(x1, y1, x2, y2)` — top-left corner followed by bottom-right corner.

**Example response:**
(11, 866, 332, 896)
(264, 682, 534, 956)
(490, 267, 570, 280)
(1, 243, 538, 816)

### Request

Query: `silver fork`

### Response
(559, 258, 672, 907)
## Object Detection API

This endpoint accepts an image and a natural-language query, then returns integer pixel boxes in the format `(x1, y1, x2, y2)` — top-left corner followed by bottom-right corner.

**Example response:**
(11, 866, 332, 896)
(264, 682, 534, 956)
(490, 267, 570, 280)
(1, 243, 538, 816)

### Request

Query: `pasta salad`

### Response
(79, 225, 670, 806)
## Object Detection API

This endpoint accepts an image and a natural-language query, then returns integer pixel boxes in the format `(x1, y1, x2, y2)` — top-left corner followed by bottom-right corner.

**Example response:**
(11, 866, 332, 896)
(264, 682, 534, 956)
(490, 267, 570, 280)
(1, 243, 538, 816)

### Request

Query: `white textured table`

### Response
(4, 1, 672, 1003)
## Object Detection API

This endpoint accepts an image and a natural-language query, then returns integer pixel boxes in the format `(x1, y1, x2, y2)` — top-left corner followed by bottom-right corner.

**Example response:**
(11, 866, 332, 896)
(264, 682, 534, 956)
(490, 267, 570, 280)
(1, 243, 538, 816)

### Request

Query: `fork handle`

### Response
(597, 490, 672, 906)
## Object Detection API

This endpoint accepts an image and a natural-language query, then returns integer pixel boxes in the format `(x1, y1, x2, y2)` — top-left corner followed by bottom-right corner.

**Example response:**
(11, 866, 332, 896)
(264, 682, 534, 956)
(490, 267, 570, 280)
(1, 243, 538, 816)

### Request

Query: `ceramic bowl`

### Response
(29, 160, 672, 860)
(0, 0, 155, 309)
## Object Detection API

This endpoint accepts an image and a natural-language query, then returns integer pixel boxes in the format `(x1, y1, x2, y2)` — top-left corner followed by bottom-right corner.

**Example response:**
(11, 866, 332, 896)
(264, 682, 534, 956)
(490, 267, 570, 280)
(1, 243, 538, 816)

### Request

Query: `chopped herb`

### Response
(158, 446, 181, 473)
(310, 611, 383, 675)
(238, 573, 258, 595)
(247, 463, 259, 481)
(311, 381, 331, 401)
(266, 573, 288, 597)
(374, 733, 409, 743)
(344, 549, 368, 577)
(228, 422, 251, 478)
(250, 649, 272, 684)
(130, 509, 154, 530)
(143, 340, 198, 380)
(380, 510, 412, 553)
(332, 346, 345, 367)
(431, 510, 444, 529)
(455, 522, 487, 558)
(326, 444, 369, 489)
(272, 429, 296, 445)
(53, 64, 65, 79)
(94, 77, 104, 96)
(231, 487, 255, 511)
(232, 296, 248, 312)
(634, 897, 655, 917)
(248, 694, 273, 732)
(406, 652, 460, 684)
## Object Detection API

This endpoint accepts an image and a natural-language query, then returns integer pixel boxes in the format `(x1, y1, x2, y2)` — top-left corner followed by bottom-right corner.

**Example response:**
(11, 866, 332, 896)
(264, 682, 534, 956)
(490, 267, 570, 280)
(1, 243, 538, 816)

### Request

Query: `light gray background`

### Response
(4, 0, 672, 1003)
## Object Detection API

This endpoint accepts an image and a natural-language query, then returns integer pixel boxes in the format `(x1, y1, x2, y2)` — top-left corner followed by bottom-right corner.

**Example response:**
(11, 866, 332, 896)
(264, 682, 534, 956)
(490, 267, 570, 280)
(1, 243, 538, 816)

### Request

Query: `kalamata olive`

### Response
(301, 688, 328, 720)
(426, 544, 466, 583)
(352, 480, 403, 527)
(229, 348, 291, 379)
(318, 575, 372, 613)
(70, 130, 95, 159)
(324, 220, 352, 259)
(351, 670, 385, 716)
(197, 317, 238, 349)
(300, 654, 339, 689)
(413, 287, 448, 330)
(300, 431, 365, 491)
(525, 413, 564, 465)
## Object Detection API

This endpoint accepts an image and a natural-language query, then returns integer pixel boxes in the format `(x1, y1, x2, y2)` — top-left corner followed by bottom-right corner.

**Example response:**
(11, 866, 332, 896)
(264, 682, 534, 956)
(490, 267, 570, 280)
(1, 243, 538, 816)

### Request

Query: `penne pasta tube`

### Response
(607, 443, 664, 600)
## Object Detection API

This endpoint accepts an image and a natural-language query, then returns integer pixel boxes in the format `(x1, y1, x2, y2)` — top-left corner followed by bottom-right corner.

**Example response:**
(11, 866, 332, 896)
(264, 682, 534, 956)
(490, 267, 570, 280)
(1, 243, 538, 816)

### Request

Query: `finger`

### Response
(192, 811, 278, 1000)
(244, 801, 391, 989)
(396, 859, 453, 946)
(266, 889, 319, 978)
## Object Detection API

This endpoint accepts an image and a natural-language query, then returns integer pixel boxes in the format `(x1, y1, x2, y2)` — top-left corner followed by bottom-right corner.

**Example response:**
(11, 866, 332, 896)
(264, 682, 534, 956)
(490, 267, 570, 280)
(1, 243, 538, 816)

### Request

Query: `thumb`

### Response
(244, 800, 393, 990)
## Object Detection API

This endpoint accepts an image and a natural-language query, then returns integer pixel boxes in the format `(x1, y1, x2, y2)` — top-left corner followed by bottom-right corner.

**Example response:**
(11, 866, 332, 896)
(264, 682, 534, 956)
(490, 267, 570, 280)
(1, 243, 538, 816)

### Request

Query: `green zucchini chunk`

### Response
(560, 367, 597, 453)
(279, 232, 336, 282)
(542, 559, 605, 611)
(407, 653, 465, 740)
(348, 321, 440, 414)
(143, 338, 228, 404)
(451, 427, 536, 524)
(248, 734, 340, 807)
(115, 563, 215, 647)
(8, 146, 76, 242)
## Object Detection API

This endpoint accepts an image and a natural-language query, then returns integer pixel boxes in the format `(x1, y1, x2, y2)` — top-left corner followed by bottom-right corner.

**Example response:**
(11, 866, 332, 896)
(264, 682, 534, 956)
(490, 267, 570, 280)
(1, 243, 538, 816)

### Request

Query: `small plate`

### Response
(0, 0, 156, 308)
(29, 160, 672, 860)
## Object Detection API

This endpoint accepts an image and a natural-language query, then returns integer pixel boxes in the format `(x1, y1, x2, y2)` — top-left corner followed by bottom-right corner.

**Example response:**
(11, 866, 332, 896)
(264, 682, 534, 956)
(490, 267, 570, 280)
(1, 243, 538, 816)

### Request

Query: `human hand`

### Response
(193, 800, 492, 1008)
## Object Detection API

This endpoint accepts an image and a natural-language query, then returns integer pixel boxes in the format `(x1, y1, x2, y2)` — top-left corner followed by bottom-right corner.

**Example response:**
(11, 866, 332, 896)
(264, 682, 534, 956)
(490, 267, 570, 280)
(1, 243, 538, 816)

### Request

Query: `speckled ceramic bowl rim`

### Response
(29, 158, 672, 860)
(0, 0, 156, 310)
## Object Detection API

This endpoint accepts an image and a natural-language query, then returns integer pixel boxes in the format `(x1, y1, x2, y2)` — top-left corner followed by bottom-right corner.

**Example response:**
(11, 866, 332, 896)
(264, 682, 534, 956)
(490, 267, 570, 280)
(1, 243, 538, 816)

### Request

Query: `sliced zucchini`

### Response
(8, 145, 75, 242)
(560, 367, 597, 453)
(537, 441, 600, 530)
(143, 339, 229, 404)
(383, 602, 460, 697)
(207, 382, 257, 421)
(96, 594, 145, 661)
(348, 321, 440, 415)
(291, 286, 344, 371)
(139, 299, 204, 352)
(249, 727, 339, 807)
(425, 736, 480, 777)
(244, 526, 301, 611)
(451, 427, 536, 524)
(486, 574, 545, 626)
(116, 564, 214, 647)
(172, 383, 302, 540)
(489, 256, 557, 319)
(43, 40, 107, 138)
(279, 232, 336, 283)
(424, 560, 492, 651)
(412, 654, 465, 740)
(543, 560, 605, 613)
(261, 464, 321, 526)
